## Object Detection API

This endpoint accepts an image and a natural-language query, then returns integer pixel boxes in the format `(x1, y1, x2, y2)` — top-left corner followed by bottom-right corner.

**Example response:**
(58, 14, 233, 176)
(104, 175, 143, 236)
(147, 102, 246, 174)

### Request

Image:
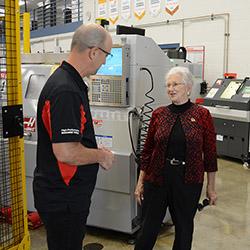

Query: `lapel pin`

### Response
(191, 117, 196, 122)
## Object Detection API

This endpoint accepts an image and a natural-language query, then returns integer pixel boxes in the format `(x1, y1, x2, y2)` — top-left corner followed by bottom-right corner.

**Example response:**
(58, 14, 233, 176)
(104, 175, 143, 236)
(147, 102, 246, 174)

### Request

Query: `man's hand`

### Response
(98, 147, 114, 170)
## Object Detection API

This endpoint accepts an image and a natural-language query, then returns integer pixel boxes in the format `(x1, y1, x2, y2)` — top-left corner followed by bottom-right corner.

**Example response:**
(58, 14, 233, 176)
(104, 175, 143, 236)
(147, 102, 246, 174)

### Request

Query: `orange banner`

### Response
(134, 0, 146, 20)
(109, 0, 119, 24)
(97, 0, 107, 18)
(121, 0, 131, 20)
(165, 0, 179, 16)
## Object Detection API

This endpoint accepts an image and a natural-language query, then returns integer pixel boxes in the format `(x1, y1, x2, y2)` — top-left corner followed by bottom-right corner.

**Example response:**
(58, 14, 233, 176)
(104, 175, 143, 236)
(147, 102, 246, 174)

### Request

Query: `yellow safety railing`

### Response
(0, 0, 30, 249)
(22, 12, 30, 54)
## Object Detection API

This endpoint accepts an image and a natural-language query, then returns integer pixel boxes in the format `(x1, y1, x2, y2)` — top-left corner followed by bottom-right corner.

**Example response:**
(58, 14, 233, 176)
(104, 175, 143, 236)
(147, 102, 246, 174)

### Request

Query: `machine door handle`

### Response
(215, 105, 231, 109)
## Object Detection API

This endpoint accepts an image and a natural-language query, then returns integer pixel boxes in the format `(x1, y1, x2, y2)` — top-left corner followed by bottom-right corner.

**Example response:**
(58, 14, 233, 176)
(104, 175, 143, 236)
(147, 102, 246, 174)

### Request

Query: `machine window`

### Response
(25, 74, 46, 99)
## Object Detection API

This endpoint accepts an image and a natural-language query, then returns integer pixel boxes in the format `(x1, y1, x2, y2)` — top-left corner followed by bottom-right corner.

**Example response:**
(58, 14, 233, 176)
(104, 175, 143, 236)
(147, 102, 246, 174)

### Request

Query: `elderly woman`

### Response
(134, 66, 217, 250)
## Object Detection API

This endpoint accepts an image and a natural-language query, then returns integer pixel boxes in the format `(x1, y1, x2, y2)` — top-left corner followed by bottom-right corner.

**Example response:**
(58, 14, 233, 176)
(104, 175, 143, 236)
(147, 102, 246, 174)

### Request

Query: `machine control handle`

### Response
(24, 132, 32, 138)
(215, 105, 231, 109)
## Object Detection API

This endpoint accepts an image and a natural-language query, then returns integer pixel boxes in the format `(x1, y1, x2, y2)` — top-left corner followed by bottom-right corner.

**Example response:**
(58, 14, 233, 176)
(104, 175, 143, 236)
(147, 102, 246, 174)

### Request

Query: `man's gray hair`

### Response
(165, 66, 194, 86)
(70, 24, 108, 52)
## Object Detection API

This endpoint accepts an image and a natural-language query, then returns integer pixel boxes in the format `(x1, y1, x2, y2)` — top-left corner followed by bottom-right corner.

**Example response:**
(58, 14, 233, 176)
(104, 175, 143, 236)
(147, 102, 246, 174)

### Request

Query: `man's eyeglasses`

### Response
(85, 43, 113, 57)
(97, 47, 113, 58)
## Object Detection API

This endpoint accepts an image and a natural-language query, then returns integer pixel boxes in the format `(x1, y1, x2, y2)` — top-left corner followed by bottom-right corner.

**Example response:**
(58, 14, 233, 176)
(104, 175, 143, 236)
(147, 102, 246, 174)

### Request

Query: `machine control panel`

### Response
(204, 78, 250, 110)
(88, 44, 130, 107)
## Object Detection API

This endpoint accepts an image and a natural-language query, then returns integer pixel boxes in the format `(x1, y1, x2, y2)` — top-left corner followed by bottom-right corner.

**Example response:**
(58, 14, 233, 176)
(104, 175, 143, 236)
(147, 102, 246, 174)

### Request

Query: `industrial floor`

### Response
(29, 157, 250, 250)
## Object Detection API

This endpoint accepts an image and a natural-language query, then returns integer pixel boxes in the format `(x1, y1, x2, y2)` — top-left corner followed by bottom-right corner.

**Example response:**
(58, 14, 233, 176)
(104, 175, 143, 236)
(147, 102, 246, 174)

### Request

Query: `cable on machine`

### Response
(128, 67, 155, 165)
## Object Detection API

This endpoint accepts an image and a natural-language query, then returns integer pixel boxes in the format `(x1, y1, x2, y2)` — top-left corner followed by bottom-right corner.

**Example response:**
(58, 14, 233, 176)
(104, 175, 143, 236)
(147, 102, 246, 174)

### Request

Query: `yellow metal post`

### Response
(22, 12, 30, 53)
(0, 0, 30, 249)
(15, 3, 30, 249)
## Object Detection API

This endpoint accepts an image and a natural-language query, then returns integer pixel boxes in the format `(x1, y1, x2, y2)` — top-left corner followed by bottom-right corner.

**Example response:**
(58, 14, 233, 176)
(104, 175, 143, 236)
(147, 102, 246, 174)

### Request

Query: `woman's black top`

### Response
(166, 100, 192, 161)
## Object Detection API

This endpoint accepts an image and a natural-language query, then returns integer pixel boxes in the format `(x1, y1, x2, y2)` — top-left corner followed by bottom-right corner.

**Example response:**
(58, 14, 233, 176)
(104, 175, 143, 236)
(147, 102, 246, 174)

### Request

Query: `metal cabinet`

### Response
(214, 118, 249, 159)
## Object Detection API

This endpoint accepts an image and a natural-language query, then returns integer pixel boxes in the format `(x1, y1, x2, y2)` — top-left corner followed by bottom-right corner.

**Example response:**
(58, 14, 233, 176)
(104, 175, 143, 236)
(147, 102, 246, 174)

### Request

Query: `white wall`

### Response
(30, 0, 250, 86)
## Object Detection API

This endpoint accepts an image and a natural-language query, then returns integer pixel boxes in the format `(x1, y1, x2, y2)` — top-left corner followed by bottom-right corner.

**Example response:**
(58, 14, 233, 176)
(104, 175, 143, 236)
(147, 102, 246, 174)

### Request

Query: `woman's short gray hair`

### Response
(165, 66, 194, 86)
(71, 24, 108, 52)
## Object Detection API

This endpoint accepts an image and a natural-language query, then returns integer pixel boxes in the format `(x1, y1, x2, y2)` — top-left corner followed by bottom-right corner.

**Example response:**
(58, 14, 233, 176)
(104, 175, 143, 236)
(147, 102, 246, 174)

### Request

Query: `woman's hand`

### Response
(206, 185, 217, 205)
(206, 172, 217, 205)
(134, 180, 144, 206)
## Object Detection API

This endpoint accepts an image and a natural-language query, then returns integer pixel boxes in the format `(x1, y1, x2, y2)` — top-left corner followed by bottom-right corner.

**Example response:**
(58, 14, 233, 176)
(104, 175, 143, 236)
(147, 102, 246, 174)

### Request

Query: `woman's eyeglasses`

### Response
(166, 82, 184, 89)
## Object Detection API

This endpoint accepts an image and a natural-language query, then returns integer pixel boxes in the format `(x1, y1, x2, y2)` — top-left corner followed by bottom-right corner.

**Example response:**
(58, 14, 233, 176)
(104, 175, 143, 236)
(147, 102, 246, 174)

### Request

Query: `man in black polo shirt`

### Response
(33, 23, 114, 250)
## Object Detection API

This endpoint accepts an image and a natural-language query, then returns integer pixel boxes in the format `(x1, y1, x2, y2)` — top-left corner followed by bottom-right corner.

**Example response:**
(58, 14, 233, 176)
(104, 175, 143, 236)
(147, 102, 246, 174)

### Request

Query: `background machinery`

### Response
(203, 77, 250, 167)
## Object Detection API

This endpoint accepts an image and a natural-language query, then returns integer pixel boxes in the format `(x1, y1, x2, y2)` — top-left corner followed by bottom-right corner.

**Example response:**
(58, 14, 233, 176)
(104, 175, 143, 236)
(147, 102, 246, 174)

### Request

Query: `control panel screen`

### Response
(96, 47, 122, 76)
(220, 80, 242, 99)
(242, 86, 250, 94)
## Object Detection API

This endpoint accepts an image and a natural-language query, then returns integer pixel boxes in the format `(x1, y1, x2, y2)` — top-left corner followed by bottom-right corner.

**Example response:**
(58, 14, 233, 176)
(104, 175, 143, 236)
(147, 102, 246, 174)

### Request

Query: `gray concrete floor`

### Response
(29, 158, 250, 249)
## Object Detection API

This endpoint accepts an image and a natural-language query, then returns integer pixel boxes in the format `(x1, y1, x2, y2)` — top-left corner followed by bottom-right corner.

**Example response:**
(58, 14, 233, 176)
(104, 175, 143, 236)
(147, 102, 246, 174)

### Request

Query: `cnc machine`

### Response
(203, 77, 250, 165)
